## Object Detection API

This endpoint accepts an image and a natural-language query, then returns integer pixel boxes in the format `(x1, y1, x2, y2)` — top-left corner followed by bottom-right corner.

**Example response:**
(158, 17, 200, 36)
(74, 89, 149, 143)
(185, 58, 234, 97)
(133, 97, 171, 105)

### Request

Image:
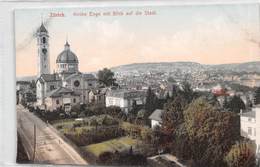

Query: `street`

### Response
(17, 105, 88, 165)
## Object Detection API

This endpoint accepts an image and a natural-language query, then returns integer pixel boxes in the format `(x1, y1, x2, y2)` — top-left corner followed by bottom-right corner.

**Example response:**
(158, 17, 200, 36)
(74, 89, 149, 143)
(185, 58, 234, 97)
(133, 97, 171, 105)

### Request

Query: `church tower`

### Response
(36, 23, 50, 77)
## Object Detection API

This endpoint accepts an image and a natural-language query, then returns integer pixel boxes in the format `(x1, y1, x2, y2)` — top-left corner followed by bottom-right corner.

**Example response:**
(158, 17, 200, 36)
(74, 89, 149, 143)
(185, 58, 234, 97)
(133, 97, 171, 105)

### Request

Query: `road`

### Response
(17, 105, 88, 165)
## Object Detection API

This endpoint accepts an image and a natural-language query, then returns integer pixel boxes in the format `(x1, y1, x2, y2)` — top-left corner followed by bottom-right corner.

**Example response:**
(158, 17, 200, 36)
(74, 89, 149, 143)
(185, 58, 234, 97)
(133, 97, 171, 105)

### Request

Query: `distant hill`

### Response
(111, 61, 260, 73)
(210, 61, 260, 73)
(111, 62, 205, 73)
(16, 61, 260, 81)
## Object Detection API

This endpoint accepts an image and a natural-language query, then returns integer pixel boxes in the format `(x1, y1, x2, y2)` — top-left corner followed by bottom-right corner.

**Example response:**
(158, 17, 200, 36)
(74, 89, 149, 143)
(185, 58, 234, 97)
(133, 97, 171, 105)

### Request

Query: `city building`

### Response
(149, 109, 163, 128)
(105, 89, 146, 113)
(240, 106, 260, 159)
(35, 23, 98, 111)
(88, 88, 108, 105)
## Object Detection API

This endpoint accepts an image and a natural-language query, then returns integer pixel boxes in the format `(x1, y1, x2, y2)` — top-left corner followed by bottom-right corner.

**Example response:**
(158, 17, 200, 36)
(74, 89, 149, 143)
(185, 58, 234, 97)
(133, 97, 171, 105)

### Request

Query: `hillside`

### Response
(111, 61, 260, 73)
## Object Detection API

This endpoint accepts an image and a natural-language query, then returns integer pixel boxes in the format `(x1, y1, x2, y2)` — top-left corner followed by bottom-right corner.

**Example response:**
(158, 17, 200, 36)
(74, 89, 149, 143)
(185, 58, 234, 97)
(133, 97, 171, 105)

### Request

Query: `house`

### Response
(149, 109, 163, 128)
(44, 87, 81, 112)
(105, 89, 146, 113)
(240, 106, 260, 160)
(88, 88, 108, 105)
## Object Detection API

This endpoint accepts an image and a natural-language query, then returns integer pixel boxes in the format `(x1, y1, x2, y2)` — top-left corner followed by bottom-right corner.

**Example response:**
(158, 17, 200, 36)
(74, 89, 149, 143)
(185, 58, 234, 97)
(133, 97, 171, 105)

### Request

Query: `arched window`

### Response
(42, 37, 46, 44)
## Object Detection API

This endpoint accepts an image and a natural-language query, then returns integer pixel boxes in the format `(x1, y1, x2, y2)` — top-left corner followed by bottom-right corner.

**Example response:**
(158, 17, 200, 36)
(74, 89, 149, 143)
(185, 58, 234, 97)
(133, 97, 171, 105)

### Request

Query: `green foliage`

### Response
(30, 80, 36, 89)
(254, 87, 260, 105)
(174, 123, 191, 160)
(226, 95, 246, 113)
(162, 95, 188, 133)
(121, 122, 151, 140)
(223, 96, 229, 109)
(144, 87, 159, 121)
(97, 68, 117, 86)
(181, 81, 194, 103)
(183, 98, 241, 167)
(225, 141, 256, 167)
(65, 127, 124, 146)
(99, 151, 147, 166)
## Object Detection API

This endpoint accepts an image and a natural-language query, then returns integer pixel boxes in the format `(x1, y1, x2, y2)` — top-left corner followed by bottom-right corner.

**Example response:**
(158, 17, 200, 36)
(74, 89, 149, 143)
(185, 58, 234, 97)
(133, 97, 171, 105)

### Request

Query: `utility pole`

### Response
(32, 124, 36, 162)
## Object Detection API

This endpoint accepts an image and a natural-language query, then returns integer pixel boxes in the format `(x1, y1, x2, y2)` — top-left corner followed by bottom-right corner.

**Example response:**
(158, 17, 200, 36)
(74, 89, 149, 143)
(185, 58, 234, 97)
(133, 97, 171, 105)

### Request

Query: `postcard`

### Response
(16, 4, 260, 167)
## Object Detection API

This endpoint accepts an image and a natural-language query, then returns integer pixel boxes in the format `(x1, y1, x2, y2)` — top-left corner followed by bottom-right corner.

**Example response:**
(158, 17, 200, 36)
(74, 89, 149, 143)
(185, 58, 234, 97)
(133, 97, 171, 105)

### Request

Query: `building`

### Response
(88, 88, 108, 105)
(44, 87, 81, 112)
(105, 89, 146, 113)
(35, 23, 98, 111)
(149, 109, 163, 128)
(240, 106, 260, 159)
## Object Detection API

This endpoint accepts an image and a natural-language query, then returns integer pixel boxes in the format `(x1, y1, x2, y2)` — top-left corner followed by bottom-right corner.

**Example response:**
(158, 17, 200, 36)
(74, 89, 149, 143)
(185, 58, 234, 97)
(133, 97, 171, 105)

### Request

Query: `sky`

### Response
(15, 4, 260, 77)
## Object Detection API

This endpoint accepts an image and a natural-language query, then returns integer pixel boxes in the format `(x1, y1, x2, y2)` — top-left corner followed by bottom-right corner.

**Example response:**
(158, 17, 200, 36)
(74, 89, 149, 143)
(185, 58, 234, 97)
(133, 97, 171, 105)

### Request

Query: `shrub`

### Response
(225, 141, 256, 167)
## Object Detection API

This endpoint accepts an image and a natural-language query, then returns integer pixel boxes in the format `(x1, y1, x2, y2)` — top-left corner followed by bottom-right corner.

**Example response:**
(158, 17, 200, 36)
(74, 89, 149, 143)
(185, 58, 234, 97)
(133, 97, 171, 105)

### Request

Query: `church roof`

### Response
(46, 87, 79, 98)
(56, 41, 78, 64)
(37, 23, 48, 33)
(64, 73, 82, 81)
(39, 74, 60, 82)
(83, 73, 96, 80)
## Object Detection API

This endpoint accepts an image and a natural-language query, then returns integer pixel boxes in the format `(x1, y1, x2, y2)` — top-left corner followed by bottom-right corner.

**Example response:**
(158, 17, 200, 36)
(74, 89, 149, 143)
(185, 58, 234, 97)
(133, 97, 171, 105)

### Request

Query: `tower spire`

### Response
(41, 13, 43, 25)
(65, 35, 70, 50)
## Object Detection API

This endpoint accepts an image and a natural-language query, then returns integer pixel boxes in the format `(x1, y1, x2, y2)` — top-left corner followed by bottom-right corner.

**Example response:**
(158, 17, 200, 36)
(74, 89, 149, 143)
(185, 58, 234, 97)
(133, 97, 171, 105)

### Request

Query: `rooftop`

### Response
(46, 87, 80, 98)
(38, 74, 61, 83)
(149, 109, 164, 122)
(106, 89, 146, 99)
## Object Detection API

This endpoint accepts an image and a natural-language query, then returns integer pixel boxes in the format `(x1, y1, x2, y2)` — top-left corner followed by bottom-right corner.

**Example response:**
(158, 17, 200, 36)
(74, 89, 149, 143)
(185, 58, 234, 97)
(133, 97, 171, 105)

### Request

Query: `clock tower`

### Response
(36, 22, 50, 77)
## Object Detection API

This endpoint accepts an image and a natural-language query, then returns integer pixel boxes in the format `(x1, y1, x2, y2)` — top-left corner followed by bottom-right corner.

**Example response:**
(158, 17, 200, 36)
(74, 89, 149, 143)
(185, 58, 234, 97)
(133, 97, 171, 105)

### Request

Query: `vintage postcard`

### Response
(16, 4, 260, 167)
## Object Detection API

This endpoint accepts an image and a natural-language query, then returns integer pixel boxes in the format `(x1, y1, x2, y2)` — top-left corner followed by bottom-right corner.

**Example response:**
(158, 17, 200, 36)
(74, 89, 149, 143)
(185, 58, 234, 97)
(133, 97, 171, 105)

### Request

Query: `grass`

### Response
(82, 137, 139, 157)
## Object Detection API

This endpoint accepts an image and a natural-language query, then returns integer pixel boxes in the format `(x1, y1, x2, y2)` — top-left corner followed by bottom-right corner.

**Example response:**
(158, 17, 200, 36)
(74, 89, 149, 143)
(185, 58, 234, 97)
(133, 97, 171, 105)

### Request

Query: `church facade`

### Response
(36, 23, 98, 111)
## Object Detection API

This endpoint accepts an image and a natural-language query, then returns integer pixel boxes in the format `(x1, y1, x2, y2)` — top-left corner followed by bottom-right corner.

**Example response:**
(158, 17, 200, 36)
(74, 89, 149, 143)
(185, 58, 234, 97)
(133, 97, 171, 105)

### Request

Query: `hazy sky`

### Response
(15, 4, 260, 77)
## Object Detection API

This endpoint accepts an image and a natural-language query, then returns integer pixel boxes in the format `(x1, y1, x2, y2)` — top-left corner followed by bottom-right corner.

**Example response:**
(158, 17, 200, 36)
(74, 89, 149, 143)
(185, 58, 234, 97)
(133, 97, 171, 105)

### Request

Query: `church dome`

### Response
(56, 41, 79, 63)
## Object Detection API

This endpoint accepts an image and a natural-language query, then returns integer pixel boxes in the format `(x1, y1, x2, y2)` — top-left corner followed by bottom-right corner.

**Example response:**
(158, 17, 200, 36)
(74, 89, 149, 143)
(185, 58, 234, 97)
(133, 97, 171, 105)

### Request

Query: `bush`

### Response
(99, 151, 114, 165)
(225, 141, 256, 167)
(99, 152, 147, 166)
(65, 127, 124, 146)
(70, 111, 78, 118)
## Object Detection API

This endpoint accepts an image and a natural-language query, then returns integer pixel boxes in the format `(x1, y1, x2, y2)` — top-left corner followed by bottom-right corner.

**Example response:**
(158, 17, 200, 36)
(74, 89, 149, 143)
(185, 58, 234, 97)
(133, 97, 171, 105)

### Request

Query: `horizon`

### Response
(16, 60, 260, 79)
(15, 4, 260, 77)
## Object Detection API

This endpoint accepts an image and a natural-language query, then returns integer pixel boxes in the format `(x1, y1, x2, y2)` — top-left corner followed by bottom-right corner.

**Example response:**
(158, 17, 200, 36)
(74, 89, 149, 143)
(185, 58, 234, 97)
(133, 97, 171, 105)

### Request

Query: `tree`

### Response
(30, 80, 36, 89)
(227, 95, 246, 113)
(144, 87, 158, 121)
(254, 87, 260, 105)
(183, 98, 241, 167)
(225, 141, 256, 167)
(97, 68, 117, 87)
(180, 81, 194, 103)
(223, 96, 229, 110)
(161, 95, 188, 139)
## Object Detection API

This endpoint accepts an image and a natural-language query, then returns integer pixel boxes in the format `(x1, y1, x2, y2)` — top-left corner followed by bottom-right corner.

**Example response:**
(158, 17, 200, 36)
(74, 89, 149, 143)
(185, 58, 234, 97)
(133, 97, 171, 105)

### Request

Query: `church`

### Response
(35, 23, 98, 112)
